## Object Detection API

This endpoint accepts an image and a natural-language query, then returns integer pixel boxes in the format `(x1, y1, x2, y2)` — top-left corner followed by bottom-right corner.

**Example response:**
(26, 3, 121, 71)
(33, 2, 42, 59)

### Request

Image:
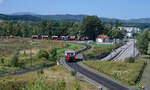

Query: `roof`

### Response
(65, 50, 75, 52)
(97, 35, 109, 39)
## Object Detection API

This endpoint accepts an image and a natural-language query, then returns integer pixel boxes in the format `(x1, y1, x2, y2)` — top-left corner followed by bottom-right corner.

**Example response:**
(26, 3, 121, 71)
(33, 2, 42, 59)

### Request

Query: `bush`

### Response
(71, 70, 77, 76)
(0, 58, 4, 64)
(74, 82, 80, 90)
(0, 79, 26, 90)
(125, 57, 135, 63)
(56, 80, 66, 90)
(37, 50, 49, 59)
(49, 48, 57, 61)
(10, 50, 20, 67)
(37, 68, 44, 76)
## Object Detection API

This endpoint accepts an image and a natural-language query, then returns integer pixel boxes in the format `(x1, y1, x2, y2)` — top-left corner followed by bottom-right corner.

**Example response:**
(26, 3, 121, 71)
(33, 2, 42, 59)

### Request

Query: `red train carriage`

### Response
(9, 35, 14, 39)
(65, 50, 76, 62)
(60, 36, 65, 40)
(42, 35, 49, 40)
(32, 35, 39, 39)
(52, 36, 59, 40)
(69, 36, 76, 40)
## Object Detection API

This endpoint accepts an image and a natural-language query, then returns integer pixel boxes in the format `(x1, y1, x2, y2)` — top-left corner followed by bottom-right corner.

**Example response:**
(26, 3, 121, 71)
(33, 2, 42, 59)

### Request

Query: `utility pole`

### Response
(133, 39, 135, 58)
(29, 41, 33, 68)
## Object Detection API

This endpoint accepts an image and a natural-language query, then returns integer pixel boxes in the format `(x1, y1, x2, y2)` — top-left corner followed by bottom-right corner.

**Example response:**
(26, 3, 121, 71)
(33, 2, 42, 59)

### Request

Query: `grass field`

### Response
(84, 44, 121, 59)
(88, 43, 113, 48)
(81, 60, 146, 85)
(0, 38, 83, 75)
(0, 65, 97, 90)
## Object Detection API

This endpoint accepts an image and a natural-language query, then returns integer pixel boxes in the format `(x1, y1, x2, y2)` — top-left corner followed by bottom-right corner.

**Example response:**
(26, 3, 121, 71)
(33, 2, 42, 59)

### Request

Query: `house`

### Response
(118, 27, 141, 37)
(96, 35, 110, 43)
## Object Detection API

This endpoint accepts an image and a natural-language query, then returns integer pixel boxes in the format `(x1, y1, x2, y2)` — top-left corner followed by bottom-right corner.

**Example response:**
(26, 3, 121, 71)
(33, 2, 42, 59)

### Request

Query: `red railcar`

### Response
(52, 36, 59, 40)
(60, 36, 65, 40)
(42, 35, 49, 39)
(32, 35, 39, 39)
(65, 50, 76, 62)
(69, 36, 76, 40)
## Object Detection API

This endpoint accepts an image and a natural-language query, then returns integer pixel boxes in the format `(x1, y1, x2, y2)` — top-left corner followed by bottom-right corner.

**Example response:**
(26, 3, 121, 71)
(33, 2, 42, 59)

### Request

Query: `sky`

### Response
(0, 0, 150, 19)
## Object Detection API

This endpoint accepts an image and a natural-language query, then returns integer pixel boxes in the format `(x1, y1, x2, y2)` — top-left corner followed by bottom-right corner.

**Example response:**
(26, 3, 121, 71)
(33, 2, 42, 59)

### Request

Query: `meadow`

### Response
(81, 59, 146, 85)
(0, 38, 83, 75)
(0, 65, 97, 90)
(84, 44, 121, 59)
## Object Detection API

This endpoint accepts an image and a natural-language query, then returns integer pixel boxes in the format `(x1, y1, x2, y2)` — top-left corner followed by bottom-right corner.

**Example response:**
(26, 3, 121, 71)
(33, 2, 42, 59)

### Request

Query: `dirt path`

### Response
(141, 60, 150, 89)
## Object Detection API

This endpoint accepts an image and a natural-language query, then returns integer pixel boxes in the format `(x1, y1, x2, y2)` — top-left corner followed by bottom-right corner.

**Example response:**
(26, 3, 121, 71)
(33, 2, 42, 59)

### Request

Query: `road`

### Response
(59, 43, 130, 90)
(67, 62, 129, 90)
(113, 39, 139, 61)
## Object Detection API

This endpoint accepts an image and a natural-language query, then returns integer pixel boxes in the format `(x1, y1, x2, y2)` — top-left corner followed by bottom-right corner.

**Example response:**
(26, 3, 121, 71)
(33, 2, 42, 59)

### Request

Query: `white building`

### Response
(96, 35, 111, 44)
(118, 27, 141, 37)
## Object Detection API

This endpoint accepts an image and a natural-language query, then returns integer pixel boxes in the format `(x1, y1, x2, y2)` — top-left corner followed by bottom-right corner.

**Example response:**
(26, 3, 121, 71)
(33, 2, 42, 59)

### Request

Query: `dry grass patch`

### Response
(0, 65, 97, 90)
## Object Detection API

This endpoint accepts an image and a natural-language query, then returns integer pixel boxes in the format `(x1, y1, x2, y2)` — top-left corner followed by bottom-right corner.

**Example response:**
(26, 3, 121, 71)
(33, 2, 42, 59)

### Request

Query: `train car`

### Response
(69, 36, 76, 40)
(52, 36, 59, 40)
(80, 37, 88, 41)
(65, 50, 76, 62)
(9, 35, 14, 39)
(42, 35, 49, 40)
(32, 35, 39, 39)
(60, 36, 65, 40)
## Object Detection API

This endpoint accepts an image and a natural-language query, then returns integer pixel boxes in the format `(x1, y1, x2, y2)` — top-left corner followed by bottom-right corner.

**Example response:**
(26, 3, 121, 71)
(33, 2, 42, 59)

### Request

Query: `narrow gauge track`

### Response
(66, 43, 129, 90)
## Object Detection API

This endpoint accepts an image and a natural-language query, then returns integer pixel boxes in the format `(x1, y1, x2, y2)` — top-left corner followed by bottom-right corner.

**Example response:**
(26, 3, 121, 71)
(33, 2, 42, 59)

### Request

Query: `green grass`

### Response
(0, 66, 97, 90)
(0, 38, 83, 75)
(81, 60, 146, 85)
(0, 38, 65, 57)
(84, 44, 121, 59)
(88, 43, 113, 48)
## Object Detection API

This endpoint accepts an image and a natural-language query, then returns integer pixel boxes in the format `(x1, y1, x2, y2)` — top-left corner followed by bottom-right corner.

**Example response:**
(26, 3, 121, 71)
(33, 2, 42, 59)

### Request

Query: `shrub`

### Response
(56, 80, 66, 90)
(0, 58, 4, 64)
(37, 68, 44, 76)
(0, 79, 26, 90)
(125, 57, 135, 63)
(49, 48, 57, 61)
(10, 50, 20, 67)
(37, 50, 49, 59)
(28, 77, 52, 90)
(71, 70, 77, 76)
(74, 82, 80, 90)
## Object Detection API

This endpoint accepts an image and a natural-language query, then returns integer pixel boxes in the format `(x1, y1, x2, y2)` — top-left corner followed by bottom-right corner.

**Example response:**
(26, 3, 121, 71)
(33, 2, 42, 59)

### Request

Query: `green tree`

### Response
(10, 49, 20, 67)
(108, 29, 125, 39)
(81, 16, 104, 41)
(37, 50, 49, 59)
(49, 48, 57, 61)
(136, 29, 149, 55)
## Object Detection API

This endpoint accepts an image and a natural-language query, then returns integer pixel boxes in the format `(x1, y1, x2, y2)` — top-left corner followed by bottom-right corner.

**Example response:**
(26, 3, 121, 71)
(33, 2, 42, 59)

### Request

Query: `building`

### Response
(96, 35, 110, 43)
(118, 27, 141, 37)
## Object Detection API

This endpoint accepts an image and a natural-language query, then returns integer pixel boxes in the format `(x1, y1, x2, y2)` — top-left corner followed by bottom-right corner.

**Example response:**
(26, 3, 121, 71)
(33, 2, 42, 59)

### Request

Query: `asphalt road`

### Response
(67, 62, 129, 90)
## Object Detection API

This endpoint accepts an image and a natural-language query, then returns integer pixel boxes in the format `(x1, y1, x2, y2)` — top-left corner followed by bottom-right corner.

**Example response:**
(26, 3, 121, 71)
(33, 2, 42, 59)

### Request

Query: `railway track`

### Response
(62, 43, 130, 90)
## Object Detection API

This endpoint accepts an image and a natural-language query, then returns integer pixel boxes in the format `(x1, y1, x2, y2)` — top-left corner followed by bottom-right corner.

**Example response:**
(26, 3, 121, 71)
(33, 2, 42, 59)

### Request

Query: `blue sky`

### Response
(0, 0, 150, 19)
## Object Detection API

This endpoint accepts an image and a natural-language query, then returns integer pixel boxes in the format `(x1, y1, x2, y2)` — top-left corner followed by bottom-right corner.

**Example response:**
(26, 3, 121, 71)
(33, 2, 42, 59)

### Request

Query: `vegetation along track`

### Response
(66, 43, 129, 90)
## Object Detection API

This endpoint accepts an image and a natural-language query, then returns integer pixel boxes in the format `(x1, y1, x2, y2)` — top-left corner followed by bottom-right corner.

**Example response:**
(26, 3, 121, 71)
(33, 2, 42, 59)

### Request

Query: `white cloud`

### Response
(0, 0, 4, 4)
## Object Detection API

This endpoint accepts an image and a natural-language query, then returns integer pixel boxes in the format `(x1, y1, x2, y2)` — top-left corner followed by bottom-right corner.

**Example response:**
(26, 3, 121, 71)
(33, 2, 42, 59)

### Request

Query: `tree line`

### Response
(0, 16, 126, 41)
